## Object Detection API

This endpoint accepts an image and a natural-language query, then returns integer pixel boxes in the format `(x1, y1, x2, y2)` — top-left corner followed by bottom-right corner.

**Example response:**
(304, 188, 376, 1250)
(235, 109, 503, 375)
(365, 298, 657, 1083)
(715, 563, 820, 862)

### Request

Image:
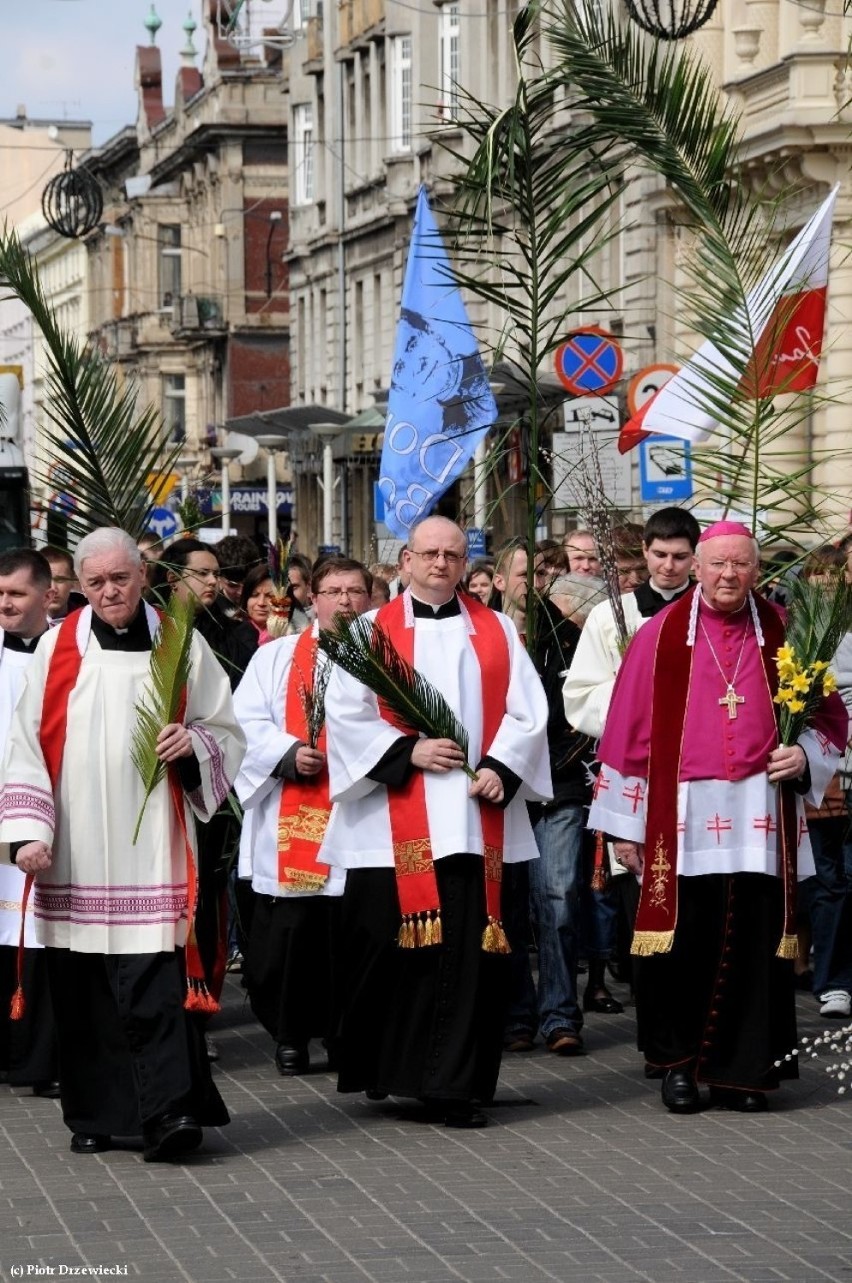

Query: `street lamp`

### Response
(312, 423, 340, 550)
(209, 446, 241, 535)
(255, 433, 289, 546)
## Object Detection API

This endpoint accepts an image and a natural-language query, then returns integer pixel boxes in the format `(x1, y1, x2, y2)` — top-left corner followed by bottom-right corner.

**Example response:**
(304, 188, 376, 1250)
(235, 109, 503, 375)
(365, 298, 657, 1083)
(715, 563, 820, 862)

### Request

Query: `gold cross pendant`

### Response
(719, 685, 745, 720)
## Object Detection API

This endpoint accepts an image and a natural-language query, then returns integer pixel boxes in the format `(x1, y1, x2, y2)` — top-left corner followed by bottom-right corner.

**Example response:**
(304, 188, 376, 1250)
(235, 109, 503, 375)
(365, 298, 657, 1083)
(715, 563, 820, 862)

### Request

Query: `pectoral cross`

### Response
(719, 684, 745, 720)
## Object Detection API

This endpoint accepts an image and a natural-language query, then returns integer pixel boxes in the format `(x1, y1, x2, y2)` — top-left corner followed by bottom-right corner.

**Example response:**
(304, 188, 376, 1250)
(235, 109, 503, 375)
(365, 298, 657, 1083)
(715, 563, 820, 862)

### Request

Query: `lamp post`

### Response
(176, 455, 194, 503)
(209, 446, 241, 535)
(255, 434, 289, 546)
(312, 423, 341, 550)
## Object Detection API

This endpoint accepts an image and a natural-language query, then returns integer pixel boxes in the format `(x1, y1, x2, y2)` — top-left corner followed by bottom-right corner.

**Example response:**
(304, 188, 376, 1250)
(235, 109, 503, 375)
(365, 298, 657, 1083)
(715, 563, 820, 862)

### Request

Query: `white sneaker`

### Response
(819, 990, 852, 1018)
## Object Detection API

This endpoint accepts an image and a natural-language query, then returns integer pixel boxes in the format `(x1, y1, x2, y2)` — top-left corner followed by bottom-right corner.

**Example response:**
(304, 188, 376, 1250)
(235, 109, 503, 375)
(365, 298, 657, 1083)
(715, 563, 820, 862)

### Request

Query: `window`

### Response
(157, 225, 181, 310)
(293, 103, 315, 206)
(389, 36, 412, 153)
(162, 374, 186, 444)
(439, 5, 460, 121)
(293, 0, 315, 31)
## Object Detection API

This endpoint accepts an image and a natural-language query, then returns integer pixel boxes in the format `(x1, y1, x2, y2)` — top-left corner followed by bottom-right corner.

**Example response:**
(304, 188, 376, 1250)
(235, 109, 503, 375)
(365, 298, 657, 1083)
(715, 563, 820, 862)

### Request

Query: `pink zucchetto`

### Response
(697, 520, 754, 543)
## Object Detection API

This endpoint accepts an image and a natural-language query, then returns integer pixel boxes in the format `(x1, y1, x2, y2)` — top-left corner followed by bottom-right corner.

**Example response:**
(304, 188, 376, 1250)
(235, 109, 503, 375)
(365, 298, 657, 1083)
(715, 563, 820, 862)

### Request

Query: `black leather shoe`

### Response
(70, 1133, 111, 1154)
(709, 1086, 768, 1113)
(443, 1104, 489, 1129)
(582, 990, 624, 1014)
(275, 1044, 310, 1076)
(143, 1114, 203, 1163)
(661, 1069, 701, 1114)
(32, 1081, 61, 1099)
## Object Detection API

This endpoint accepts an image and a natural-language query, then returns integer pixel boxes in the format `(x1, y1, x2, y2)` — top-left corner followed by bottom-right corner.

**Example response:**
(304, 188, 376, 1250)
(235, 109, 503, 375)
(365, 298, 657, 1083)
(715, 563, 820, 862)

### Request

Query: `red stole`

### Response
(276, 630, 331, 890)
(11, 607, 217, 1021)
(375, 591, 511, 952)
(634, 588, 792, 958)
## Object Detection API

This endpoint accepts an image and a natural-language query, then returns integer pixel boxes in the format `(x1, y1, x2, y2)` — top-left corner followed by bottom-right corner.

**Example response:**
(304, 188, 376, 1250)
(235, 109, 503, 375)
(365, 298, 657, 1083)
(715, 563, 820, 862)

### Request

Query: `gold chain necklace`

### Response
(698, 613, 752, 720)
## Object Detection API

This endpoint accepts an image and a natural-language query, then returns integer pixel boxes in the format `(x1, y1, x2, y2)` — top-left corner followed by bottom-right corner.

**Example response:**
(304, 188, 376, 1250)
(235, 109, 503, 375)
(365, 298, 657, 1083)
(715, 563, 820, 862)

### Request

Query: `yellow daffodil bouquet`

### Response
(773, 573, 852, 745)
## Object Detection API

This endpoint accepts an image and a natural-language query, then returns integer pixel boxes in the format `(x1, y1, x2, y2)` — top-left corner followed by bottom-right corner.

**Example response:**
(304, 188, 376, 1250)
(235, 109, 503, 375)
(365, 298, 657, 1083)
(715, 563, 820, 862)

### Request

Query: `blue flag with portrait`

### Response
(378, 187, 497, 540)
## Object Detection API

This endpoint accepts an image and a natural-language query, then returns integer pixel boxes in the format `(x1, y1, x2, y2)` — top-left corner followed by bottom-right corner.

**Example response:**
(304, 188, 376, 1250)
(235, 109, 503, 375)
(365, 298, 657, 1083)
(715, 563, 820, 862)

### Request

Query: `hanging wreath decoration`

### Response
(42, 152, 103, 239)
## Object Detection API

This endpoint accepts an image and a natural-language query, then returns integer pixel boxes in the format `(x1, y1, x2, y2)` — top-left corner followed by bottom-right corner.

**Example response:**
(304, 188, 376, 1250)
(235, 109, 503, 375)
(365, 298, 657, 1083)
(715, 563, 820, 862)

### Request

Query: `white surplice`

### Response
(561, 593, 647, 740)
(233, 630, 345, 897)
(318, 600, 552, 869)
(0, 605, 245, 954)
(0, 634, 42, 948)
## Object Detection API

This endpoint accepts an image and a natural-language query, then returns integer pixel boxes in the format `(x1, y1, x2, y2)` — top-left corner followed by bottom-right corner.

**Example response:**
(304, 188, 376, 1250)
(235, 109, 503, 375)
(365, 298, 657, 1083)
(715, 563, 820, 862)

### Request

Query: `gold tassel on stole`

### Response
(776, 933, 798, 960)
(481, 916, 511, 954)
(630, 929, 675, 957)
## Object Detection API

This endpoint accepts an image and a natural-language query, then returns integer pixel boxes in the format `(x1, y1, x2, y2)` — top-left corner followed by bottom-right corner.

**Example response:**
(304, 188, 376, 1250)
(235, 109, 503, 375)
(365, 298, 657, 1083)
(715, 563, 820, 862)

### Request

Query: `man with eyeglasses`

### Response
(588, 520, 848, 1115)
(233, 557, 373, 1077)
(319, 516, 550, 1128)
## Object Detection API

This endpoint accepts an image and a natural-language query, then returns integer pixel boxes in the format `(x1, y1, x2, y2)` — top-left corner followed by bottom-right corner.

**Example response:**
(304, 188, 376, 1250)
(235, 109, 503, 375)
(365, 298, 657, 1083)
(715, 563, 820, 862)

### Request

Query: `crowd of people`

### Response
(0, 505, 850, 1158)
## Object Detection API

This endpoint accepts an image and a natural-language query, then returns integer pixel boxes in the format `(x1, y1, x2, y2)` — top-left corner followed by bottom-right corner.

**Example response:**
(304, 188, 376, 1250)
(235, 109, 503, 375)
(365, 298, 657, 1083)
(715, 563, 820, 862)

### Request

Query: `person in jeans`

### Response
(493, 540, 593, 1056)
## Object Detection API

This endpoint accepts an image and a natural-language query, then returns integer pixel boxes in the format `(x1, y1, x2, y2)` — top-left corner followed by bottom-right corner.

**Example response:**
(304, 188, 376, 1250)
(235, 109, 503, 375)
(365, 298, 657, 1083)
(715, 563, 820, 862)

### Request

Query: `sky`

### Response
(4, 0, 205, 146)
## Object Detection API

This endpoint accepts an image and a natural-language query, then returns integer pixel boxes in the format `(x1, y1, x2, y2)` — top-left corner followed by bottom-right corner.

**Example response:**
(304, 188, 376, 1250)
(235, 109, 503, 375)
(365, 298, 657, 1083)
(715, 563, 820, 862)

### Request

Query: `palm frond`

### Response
(319, 616, 475, 778)
(0, 228, 181, 542)
(297, 652, 331, 749)
(130, 594, 196, 843)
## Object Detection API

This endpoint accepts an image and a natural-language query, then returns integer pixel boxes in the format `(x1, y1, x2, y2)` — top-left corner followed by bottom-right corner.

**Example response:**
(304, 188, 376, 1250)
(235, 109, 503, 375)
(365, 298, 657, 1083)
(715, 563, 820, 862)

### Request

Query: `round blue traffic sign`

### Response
(555, 328, 624, 396)
(147, 507, 179, 542)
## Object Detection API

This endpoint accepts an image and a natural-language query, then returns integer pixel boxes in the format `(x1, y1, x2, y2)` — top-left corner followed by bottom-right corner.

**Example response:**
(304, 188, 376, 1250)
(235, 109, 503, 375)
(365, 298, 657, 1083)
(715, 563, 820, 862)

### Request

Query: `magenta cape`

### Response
(598, 591, 848, 782)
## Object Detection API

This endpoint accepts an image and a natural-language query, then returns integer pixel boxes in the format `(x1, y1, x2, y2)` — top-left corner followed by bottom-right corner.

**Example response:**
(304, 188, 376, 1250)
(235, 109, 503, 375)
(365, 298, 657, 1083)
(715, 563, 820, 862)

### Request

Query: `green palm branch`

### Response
(130, 593, 196, 844)
(318, 616, 476, 778)
(0, 228, 181, 542)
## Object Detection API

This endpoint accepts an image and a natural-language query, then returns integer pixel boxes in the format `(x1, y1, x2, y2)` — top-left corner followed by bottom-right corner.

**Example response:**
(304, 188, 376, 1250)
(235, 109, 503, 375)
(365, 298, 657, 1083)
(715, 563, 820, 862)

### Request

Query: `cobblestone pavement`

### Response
(2, 978, 852, 1283)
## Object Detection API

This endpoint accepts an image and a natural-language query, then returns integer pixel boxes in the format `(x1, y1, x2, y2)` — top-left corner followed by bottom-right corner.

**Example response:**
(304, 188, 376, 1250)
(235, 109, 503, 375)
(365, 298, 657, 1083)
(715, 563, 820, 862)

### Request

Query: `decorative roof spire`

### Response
(144, 3, 162, 45)
(180, 9, 198, 65)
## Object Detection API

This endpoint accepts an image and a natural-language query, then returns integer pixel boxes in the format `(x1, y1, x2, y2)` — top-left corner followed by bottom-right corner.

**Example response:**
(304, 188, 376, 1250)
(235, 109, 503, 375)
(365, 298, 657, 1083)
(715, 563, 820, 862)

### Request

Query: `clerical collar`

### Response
(409, 591, 461, 620)
(91, 603, 152, 651)
(634, 578, 691, 619)
(3, 631, 45, 653)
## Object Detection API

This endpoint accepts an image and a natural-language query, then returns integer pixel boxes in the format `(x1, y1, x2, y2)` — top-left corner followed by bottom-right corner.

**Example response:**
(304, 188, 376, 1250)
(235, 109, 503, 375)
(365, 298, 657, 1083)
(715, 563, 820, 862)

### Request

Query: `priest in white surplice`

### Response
(319, 517, 551, 1128)
(0, 528, 245, 1160)
(234, 557, 372, 1077)
(0, 549, 58, 1094)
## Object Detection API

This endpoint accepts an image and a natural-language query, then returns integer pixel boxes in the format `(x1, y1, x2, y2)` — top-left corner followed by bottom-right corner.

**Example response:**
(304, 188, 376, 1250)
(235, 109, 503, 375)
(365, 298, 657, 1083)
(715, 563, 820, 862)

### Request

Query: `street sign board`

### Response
(555, 328, 624, 396)
(639, 434, 693, 502)
(626, 363, 679, 418)
(466, 527, 487, 559)
(552, 395, 632, 510)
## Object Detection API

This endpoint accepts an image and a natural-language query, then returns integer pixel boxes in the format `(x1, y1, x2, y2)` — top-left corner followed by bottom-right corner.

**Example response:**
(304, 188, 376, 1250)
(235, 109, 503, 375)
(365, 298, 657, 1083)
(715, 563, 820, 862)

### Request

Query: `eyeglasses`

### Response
(409, 550, 465, 565)
(706, 560, 755, 574)
(187, 568, 219, 580)
(314, 587, 370, 600)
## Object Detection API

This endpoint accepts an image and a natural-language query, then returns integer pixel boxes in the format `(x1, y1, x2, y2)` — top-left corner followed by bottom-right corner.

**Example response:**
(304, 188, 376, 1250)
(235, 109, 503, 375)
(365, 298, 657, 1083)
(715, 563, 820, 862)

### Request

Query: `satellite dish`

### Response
(226, 431, 259, 466)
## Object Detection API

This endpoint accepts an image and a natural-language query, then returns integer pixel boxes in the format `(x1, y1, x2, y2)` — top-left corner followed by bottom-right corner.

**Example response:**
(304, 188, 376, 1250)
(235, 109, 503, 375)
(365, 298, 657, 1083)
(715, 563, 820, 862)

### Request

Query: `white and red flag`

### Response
(618, 185, 838, 453)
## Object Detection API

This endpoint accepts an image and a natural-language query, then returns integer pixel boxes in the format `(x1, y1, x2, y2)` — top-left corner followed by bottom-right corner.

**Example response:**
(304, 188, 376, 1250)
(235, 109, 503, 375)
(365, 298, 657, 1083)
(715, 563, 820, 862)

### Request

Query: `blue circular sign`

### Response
(147, 507, 179, 542)
(555, 328, 624, 395)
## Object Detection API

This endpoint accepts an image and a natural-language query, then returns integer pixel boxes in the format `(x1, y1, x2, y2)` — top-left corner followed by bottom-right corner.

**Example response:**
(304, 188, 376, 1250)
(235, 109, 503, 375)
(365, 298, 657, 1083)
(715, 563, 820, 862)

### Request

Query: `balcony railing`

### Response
(170, 294, 226, 334)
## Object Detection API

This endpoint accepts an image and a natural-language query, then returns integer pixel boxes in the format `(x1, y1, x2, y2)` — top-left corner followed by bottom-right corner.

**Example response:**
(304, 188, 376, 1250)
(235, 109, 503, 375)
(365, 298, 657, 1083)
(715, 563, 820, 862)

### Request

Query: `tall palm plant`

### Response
(547, 0, 843, 547)
(441, 2, 624, 642)
(0, 228, 181, 543)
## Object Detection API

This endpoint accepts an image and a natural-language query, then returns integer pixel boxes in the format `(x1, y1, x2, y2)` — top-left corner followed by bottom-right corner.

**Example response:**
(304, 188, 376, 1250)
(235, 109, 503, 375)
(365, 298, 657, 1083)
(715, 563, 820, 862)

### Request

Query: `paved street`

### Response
(2, 977, 852, 1283)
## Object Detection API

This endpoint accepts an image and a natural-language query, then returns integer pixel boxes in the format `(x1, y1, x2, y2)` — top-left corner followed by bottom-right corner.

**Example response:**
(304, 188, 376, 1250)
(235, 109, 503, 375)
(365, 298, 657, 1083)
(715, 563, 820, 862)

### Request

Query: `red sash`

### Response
(11, 608, 216, 1020)
(276, 631, 332, 890)
(634, 588, 791, 957)
(376, 591, 511, 952)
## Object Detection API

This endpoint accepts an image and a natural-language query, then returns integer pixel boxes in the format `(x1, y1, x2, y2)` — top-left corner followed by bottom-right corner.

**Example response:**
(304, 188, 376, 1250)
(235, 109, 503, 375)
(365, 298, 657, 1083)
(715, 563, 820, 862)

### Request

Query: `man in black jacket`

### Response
(493, 542, 594, 1056)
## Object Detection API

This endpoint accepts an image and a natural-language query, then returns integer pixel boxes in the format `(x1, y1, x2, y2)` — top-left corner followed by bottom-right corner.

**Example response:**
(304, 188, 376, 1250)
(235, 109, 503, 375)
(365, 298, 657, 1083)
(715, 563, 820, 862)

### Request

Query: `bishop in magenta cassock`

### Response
(589, 522, 848, 1114)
